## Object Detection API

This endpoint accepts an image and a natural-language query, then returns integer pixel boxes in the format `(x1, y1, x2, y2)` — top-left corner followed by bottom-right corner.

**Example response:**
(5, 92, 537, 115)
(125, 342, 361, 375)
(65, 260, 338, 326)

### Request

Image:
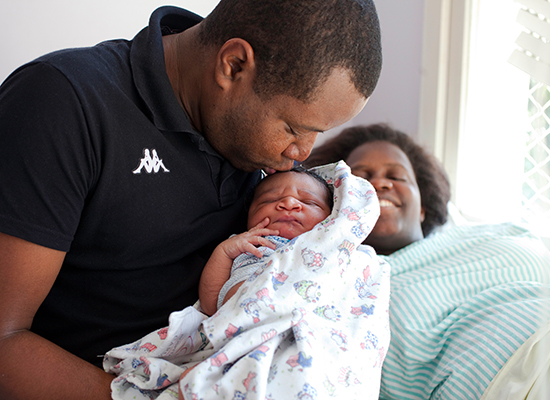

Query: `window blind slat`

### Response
(509, 49, 550, 86)
(510, 0, 550, 84)
(515, 0, 550, 19)
(515, 32, 550, 64)
(517, 8, 550, 38)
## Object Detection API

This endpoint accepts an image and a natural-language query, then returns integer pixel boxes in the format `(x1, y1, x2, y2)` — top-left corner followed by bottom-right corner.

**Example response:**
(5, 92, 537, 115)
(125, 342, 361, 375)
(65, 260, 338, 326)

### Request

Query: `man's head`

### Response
(199, 0, 382, 102)
(247, 168, 333, 240)
(191, 0, 381, 173)
(168, 0, 381, 172)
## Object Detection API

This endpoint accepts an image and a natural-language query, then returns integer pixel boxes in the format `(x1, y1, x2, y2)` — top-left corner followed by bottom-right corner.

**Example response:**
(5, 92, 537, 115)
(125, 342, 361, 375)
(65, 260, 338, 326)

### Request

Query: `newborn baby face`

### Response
(247, 171, 332, 240)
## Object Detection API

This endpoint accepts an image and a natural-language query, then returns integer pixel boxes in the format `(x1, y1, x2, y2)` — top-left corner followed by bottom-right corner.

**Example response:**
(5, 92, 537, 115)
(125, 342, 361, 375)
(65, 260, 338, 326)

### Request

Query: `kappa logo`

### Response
(133, 149, 170, 174)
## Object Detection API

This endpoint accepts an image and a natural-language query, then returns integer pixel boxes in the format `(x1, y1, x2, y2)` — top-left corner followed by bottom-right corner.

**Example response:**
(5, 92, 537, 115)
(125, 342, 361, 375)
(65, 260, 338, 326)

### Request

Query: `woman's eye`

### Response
(351, 169, 369, 179)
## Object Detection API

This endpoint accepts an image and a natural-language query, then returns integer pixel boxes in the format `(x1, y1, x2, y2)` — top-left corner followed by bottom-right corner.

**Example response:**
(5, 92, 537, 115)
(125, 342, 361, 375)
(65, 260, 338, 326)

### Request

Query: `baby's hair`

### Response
(289, 165, 334, 211)
(251, 167, 334, 211)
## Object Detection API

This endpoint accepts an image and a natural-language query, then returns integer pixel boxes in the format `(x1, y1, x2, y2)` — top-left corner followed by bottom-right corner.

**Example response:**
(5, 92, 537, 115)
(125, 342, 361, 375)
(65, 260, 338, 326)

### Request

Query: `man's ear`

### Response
(420, 207, 426, 223)
(214, 38, 256, 90)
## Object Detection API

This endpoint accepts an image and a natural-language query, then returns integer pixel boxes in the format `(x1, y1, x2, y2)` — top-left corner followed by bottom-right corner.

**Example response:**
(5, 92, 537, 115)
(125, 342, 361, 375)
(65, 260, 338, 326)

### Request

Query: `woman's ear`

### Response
(420, 207, 426, 223)
(214, 38, 256, 90)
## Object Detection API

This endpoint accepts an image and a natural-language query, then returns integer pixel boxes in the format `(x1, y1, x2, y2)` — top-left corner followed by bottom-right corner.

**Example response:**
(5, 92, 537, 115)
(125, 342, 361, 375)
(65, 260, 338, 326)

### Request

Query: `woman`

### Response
(306, 124, 550, 400)
(306, 123, 450, 254)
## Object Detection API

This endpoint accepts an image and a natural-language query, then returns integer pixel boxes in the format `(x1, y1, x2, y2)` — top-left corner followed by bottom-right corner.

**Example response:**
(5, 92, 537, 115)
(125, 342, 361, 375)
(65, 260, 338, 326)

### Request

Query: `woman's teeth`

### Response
(379, 199, 395, 208)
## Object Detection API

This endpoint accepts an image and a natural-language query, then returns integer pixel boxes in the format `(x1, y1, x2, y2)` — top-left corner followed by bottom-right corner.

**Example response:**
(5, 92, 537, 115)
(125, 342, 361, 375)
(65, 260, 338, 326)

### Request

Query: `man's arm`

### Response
(198, 218, 278, 316)
(0, 232, 114, 400)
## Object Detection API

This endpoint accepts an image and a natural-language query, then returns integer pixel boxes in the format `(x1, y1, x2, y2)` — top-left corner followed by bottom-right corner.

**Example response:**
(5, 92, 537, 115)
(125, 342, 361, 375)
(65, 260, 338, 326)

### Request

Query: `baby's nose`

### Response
(277, 197, 301, 210)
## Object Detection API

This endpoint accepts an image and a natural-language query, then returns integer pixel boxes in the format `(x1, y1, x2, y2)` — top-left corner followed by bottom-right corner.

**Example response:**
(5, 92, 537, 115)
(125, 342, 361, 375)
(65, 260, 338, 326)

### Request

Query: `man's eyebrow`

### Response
(295, 124, 325, 134)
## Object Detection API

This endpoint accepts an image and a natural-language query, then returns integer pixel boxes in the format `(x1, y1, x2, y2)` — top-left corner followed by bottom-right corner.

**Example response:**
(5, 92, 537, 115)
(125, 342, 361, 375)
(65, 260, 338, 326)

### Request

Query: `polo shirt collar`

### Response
(129, 7, 261, 205)
(130, 6, 202, 134)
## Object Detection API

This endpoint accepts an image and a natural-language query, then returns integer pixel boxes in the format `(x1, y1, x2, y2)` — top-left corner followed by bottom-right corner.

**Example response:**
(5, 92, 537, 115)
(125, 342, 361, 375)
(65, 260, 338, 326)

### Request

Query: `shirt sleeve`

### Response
(0, 62, 96, 251)
(216, 236, 289, 309)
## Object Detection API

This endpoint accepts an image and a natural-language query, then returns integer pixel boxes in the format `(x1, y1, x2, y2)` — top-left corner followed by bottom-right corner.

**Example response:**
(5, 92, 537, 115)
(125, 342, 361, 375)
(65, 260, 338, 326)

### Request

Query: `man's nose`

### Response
(282, 133, 318, 162)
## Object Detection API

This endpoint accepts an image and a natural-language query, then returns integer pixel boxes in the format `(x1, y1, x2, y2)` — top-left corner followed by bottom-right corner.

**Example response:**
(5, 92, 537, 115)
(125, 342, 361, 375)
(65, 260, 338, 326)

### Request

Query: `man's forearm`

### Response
(0, 330, 114, 400)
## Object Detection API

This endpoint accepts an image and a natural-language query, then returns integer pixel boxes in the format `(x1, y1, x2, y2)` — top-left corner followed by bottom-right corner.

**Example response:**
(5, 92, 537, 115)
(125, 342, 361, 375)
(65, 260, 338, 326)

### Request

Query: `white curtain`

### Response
(509, 0, 550, 85)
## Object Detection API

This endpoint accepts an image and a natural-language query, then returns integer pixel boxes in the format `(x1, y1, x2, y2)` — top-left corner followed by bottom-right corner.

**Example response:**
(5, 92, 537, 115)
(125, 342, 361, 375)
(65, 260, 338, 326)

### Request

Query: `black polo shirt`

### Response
(0, 6, 260, 366)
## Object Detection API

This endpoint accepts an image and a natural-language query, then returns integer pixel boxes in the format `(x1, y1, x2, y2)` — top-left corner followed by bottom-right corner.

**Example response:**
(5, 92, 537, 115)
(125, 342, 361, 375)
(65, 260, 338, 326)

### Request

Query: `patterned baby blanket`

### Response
(103, 161, 391, 400)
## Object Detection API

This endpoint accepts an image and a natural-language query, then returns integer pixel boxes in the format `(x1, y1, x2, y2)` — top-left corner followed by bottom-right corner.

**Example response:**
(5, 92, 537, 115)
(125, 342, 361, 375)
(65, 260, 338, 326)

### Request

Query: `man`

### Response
(0, 0, 381, 398)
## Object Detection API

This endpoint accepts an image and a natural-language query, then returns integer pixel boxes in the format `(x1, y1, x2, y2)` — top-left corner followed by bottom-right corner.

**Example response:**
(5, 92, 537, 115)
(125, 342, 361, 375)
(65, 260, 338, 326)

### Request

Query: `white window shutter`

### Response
(509, 0, 550, 85)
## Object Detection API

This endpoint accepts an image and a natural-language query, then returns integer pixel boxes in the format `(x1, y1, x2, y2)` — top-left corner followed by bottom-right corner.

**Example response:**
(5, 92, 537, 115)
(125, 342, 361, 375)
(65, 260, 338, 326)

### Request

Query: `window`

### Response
(419, 0, 550, 245)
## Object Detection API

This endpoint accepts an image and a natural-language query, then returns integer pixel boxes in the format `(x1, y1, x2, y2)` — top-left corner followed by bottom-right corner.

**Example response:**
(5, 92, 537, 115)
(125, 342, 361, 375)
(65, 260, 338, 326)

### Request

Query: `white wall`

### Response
(0, 1, 218, 82)
(321, 0, 425, 144)
(0, 0, 425, 144)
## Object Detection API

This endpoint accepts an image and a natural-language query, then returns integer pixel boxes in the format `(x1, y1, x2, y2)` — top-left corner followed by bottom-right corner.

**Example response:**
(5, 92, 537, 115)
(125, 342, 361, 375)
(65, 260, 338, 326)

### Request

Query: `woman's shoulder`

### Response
(393, 222, 546, 257)
(382, 222, 550, 283)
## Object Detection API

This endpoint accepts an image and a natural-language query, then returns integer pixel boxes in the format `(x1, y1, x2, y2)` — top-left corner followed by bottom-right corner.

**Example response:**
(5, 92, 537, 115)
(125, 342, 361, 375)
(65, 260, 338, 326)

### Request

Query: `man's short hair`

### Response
(198, 0, 382, 102)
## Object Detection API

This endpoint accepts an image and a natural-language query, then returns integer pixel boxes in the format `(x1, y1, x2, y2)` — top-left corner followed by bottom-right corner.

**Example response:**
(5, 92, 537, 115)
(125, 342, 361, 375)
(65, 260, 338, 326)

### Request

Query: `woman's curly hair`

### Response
(305, 124, 451, 236)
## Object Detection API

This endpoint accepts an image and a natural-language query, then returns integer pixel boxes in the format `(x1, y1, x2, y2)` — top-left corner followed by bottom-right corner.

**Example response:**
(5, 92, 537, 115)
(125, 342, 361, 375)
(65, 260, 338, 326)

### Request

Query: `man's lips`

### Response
(263, 167, 277, 175)
(262, 159, 296, 174)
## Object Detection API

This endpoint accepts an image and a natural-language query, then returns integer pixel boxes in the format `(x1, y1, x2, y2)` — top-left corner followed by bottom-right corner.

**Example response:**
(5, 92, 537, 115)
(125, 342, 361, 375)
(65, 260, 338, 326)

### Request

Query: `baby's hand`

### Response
(219, 218, 279, 260)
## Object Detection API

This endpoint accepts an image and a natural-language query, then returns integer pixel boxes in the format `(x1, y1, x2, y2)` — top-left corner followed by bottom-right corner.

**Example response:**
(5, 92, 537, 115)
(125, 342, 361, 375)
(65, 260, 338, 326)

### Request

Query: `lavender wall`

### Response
(0, 0, 425, 143)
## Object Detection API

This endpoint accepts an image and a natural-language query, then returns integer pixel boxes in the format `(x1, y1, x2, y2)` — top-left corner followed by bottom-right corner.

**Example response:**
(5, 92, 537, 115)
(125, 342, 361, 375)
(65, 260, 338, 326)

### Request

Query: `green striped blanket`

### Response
(378, 223, 550, 400)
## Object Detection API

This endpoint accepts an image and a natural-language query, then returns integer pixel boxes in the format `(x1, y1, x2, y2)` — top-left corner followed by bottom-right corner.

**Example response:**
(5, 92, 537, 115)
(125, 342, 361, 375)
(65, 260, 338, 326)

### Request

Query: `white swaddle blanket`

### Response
(103, 161, 391, 400)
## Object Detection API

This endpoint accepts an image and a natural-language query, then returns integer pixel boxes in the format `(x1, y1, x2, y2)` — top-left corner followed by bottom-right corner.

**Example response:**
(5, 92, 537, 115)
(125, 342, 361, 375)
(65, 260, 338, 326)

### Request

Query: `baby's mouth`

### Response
(276, 216, 301, 225)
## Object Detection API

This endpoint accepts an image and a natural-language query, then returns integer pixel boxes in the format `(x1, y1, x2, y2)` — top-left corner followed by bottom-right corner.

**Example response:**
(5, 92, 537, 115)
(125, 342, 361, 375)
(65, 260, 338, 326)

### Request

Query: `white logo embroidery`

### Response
(133, 149, 170, 174)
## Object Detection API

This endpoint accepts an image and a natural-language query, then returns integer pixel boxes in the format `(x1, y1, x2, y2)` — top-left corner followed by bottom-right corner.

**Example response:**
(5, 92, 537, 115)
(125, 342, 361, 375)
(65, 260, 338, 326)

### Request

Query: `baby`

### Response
(199, 167, 333, 315)
(105, 162, 389, 400)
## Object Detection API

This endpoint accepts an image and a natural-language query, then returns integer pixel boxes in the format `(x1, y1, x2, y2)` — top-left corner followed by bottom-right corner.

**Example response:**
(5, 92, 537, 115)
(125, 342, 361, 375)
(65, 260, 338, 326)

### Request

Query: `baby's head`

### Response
(248, 167, 333, 240)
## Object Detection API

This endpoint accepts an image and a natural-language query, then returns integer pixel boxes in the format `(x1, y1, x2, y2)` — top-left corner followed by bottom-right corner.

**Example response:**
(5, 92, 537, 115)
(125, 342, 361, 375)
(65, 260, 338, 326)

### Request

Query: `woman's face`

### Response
(346, 141, 425, 254)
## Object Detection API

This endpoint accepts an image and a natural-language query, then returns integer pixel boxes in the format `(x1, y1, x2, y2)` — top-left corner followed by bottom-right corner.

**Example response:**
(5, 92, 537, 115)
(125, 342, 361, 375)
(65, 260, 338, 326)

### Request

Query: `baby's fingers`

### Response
(242, 241, 266, 258)
(245, 233, 278, 249)
(256, 234, 278, 250)
(250, 217, 271, 231)
(253, 227, 280, 238)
